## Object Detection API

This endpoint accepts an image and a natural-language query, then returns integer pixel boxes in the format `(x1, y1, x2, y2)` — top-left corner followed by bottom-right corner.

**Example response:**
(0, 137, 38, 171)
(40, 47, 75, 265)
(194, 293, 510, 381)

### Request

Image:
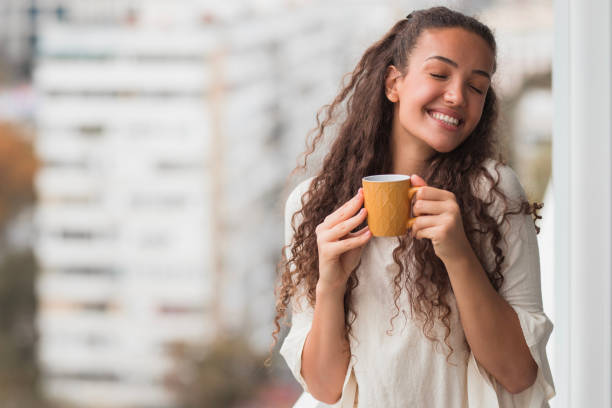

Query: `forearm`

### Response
(444, 251, 537, 393)
(301, 283, 351, 403)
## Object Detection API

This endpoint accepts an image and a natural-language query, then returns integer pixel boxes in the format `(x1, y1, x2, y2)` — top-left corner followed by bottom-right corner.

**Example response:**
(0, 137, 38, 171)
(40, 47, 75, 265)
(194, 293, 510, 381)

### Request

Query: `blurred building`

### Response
(34, 24, 214, 408)
(32, 0, 362, 406)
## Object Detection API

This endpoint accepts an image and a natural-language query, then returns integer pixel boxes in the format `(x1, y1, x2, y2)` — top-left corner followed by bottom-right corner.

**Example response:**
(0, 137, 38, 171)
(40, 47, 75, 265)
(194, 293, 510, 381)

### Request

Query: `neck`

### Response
(390, 117, 434, 177)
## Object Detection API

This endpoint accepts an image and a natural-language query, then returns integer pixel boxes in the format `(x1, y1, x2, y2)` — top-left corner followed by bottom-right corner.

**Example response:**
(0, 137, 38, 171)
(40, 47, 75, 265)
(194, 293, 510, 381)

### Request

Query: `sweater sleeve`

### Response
(467, 162, 556, 408)
(278, 178, 357, 408)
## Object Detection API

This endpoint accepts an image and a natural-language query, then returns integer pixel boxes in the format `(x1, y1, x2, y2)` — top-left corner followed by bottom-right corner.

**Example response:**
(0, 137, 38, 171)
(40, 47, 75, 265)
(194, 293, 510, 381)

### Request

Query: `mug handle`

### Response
(406, 186, 423, 229)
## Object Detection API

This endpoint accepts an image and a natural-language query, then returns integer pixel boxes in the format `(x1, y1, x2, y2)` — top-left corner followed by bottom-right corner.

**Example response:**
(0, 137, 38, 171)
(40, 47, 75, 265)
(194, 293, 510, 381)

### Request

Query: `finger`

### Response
(414, 225, 441, 241)
(412, 199, 454, 216)
(344, 225, 370, 239)
(410, 215, 442, 232)
(323, 189, 364, 227)
(326, 207, 368, 241)
(410, 174, 428, 187)
(414, 186, 456, 202)
(328, 228, 372, 255)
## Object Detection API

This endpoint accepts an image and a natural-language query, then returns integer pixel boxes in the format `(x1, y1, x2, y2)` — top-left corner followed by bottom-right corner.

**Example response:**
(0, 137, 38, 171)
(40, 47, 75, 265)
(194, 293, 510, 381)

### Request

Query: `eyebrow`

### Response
(425, 55, 491, 79)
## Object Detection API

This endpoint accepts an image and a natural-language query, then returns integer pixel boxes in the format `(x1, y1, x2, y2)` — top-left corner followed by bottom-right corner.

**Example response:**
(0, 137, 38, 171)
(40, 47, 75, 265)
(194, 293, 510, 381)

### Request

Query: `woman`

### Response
(273, 7, 555, 407)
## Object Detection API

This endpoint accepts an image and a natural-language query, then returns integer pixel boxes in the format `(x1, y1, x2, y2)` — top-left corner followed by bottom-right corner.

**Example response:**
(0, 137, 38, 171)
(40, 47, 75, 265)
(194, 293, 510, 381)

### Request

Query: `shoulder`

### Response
(283, 177, 314, 245)
(284, 177, 315, 229)
(285, 177, 314, 215)
(478, 159, 527, 204)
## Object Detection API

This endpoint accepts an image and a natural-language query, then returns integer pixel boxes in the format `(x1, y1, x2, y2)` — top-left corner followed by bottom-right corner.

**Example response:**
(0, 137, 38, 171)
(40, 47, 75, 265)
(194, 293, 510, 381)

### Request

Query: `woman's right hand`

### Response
(315, 188, 372, 293)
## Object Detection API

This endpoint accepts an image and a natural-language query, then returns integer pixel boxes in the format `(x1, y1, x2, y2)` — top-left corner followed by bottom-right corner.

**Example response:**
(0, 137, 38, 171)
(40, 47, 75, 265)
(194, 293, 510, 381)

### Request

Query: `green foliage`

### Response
(166, 336, 271, 408)
(0, 250, 50, 407)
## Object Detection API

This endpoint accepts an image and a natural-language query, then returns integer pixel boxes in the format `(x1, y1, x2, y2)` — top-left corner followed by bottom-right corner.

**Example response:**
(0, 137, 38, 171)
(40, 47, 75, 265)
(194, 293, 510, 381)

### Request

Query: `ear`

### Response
(385, 65, 403, 103)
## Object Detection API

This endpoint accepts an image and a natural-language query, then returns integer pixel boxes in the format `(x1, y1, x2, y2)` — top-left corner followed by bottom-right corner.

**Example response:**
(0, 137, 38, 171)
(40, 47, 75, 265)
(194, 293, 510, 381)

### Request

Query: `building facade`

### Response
(33, 1, 360, 406)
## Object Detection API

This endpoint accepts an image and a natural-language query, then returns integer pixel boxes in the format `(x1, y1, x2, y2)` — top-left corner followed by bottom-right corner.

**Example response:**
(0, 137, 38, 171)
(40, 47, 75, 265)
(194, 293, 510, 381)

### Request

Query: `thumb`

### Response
(410, 174, 428, 187)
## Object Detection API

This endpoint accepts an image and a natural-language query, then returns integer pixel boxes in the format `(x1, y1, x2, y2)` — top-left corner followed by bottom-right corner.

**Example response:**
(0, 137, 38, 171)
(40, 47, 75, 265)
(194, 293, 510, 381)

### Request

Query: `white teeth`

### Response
(431, 111, 460, 126)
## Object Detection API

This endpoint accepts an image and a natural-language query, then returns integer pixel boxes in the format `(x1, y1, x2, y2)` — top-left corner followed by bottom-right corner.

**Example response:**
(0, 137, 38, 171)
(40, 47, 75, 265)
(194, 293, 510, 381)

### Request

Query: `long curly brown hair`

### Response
(271, 7, 542, 360)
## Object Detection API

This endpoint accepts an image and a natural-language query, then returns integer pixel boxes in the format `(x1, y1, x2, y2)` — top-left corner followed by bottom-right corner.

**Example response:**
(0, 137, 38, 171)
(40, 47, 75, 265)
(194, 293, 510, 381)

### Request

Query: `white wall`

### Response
(553, 0, 612, 406)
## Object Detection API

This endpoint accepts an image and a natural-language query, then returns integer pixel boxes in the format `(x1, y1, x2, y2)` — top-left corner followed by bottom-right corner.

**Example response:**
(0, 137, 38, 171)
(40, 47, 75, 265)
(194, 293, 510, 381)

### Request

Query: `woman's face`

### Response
(386, 27, 495, 156)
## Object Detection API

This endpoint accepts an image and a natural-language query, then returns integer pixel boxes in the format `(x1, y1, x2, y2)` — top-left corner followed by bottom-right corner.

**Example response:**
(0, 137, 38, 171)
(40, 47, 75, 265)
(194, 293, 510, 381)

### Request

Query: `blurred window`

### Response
(158, 304, 204, 315)
(57, 229, 112, 241)
(59, 266, 117, 276)
(53, 371, 119, 382)
(44, 159, 89, 170)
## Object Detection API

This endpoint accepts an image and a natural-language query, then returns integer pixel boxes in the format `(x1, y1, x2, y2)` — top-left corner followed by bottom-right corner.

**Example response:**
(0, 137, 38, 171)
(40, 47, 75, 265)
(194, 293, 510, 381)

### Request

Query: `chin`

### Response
(430, 142, 460, 154)
(427, 136, 468, 154)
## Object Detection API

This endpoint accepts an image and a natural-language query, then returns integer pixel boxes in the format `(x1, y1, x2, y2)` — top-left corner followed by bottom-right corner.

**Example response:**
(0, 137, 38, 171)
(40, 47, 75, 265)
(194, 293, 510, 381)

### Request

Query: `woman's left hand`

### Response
(409, 174, 473, 265)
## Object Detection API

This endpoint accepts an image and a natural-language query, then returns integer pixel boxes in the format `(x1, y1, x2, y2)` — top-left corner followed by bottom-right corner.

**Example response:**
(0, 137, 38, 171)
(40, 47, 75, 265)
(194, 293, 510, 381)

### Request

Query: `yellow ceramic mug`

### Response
(362, 174, 423, 237)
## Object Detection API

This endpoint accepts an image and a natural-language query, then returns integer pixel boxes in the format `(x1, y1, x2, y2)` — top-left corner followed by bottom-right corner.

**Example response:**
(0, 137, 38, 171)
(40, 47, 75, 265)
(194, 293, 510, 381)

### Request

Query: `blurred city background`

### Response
(0, 0, 554, 407)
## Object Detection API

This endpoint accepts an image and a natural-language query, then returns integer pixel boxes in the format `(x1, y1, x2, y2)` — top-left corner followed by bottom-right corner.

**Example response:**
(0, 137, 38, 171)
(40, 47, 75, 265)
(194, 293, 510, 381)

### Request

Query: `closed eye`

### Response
(469, 85, 484, 94)
(430, 72, 485, 94)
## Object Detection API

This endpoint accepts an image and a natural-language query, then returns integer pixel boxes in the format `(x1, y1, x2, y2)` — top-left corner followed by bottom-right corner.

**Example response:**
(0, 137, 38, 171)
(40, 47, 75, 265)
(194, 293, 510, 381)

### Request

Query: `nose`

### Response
(444, 80, 466, 107)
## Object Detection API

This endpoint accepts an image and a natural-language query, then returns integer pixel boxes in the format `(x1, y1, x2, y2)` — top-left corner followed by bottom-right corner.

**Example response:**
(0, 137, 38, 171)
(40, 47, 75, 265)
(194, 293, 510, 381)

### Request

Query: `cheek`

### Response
(411, 84, 438, 105)
(398, 87, 432, 117)
(467, 101, 486, 131)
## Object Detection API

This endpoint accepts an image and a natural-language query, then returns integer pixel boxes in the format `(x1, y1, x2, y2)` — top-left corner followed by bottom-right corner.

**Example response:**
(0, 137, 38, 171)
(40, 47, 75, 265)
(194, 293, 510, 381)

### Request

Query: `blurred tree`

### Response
(165, 336, 272, 408)
(0, 250, 46, 408)
(0, 122, 52, 407)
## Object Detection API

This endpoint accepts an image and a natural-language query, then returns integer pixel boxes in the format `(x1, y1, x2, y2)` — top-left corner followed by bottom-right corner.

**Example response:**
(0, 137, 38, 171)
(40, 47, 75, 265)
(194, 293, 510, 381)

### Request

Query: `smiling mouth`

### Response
(427, 110, 463, 128)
